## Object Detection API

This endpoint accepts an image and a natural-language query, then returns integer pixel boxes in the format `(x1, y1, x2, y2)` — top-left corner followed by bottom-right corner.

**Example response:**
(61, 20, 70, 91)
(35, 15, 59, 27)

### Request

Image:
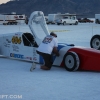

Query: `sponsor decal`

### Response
(3, 38, 11, 48)
(3, 42, 10, 48)
(10, 53, 24, 59)
(10, 53, 32, 60)
(33, 57, 37, 61)
(15, 33, 20, 35)
(12, 45, 19, 52)
(26, 57, 32, 60)
(6, 39, 11, 43)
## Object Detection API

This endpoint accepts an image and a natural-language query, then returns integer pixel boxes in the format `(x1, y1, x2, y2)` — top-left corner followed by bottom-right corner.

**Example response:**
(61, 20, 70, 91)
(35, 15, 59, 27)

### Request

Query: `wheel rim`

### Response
(92, 38, 100, 49)
(65, 55, 74, 69)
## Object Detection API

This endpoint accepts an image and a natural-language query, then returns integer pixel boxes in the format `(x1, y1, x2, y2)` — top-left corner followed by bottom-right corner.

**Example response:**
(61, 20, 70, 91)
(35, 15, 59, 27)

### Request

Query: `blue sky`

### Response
(0, 0, 10, 4)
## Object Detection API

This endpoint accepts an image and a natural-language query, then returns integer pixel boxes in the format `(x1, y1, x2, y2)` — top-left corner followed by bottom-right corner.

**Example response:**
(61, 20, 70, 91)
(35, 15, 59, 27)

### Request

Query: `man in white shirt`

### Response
(36, 32, 59, 70)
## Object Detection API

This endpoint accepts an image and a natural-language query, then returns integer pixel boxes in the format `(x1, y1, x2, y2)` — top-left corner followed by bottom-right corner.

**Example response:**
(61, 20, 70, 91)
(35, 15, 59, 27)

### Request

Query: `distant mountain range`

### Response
(0, 0, 100, 18)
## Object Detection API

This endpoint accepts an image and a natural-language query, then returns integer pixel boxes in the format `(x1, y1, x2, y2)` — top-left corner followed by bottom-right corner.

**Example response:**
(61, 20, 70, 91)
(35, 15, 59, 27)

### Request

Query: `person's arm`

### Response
(52, 47, 59, 56)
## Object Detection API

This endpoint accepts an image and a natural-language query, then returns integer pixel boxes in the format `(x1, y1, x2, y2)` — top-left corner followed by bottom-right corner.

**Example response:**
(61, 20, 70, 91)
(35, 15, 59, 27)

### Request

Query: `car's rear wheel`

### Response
(90, 35, 100, 50)
(63, 21, 66, 25)
(64, 52, 80, 71)
(75, 21, 78, 25)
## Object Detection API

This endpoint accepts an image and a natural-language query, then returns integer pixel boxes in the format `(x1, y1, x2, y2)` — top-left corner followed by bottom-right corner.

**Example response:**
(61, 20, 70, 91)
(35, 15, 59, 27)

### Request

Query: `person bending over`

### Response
(36, 32, 59, 70)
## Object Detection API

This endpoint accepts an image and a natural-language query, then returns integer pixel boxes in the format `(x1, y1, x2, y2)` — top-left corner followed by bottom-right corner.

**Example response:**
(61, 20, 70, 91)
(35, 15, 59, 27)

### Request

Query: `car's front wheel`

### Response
(90, 35, 100, 50)
(63, 51, 80, 71)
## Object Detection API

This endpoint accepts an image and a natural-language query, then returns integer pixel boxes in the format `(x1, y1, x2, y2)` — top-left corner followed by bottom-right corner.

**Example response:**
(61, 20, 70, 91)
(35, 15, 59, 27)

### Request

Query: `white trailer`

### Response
(0, 13, 26, 25)
(95, 14, 100, 24)
(47, 14, 62, 24)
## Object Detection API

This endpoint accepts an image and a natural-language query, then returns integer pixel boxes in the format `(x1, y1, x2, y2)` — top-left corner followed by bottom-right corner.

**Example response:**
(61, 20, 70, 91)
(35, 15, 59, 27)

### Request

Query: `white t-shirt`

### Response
(37, 35, 58, 54)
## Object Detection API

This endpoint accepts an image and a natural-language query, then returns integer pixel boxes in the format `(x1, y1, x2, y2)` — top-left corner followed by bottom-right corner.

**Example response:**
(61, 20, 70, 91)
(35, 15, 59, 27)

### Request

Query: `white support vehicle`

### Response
(56, 14, 78, 25)
(47, 13, 78, 25)
(95, 14, 100, 24)
(0, 12, 26, 25)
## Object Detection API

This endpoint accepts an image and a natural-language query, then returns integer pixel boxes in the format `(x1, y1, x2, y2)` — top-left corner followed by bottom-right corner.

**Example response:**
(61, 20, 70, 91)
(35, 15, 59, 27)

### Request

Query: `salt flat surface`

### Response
(0, 23, 100, 100)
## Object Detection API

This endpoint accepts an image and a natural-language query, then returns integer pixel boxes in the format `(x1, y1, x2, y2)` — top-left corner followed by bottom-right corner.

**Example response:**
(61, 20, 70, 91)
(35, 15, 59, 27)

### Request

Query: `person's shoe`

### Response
(41, 66, 50, 70)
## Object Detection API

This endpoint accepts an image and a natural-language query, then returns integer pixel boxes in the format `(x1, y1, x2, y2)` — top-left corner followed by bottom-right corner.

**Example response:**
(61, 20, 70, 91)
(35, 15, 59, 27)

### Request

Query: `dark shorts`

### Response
(36, 50, 52, 68)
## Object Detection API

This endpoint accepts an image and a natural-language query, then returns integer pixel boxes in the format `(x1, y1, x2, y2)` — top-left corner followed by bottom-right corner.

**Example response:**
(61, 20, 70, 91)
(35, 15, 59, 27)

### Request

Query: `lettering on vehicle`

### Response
(12, 45, 19, 52)
(12, 36, 21, 44)
(6, 39, 11, 43)
(26, 57, 32, 60)
(10, 53, 32, 60)
(3, 42, 10, 48)
(10, 53, 24, 59)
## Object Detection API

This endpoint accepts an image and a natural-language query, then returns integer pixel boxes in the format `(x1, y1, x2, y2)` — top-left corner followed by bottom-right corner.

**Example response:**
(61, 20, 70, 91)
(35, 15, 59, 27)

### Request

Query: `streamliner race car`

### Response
(0, 11, 100, 72)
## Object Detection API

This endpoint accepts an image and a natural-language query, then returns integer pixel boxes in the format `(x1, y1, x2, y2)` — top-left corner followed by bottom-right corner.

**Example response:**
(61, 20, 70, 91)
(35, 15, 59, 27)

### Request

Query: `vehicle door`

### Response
(71, 16, 76, 24)
(21, 32, 40, 63)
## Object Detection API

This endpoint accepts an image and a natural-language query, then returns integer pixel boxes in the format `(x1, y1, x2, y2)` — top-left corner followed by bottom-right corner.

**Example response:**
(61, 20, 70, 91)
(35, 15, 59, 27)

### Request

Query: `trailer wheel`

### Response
(57, 23, 60, 25)
(14, 22, 17, 25)
(90, 35, 100, 50)
(95, 19, 100, 24)
(63, 51, 80, 71)
(3, 23, 6, 25)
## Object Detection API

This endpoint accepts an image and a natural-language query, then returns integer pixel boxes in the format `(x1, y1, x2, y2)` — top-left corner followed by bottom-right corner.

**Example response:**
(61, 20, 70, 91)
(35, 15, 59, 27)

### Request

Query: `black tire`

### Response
(90, 35, 100, 50)
(57, 23, 60, 25)
(63, 21, 66, 25)
(95, 19, 100, 24)
(7, 22, 10, 25)
(75, 21, 78, 25)
(15, 22, 17, 25)
(63, 52, 80, 71)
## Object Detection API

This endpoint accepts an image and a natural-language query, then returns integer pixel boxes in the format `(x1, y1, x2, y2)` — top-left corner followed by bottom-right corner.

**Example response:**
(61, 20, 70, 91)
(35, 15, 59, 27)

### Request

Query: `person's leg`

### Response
(30, 62, 36, 72)
(43, 54, 52, 68)
(36, 50, 52, 70)
(41, 53, 52, 70)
